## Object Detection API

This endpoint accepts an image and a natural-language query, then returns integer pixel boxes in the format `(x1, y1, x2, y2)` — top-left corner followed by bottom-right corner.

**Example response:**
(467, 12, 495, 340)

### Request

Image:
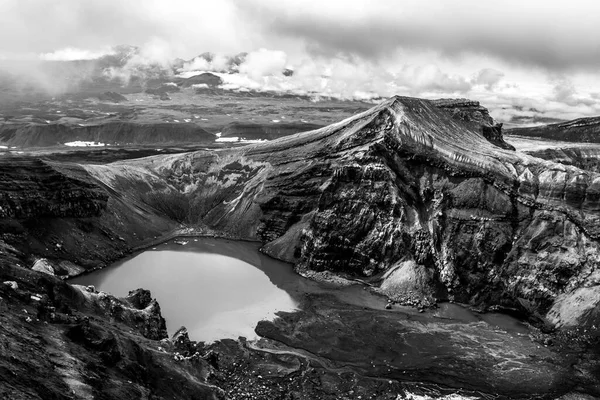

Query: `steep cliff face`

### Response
(432, 98, 515, 150)
(0, 158, 107, 219)
(0, 121, 214, 147)
(81, 96, 600, 329)
(0, 156, 177, 273)
(507, 116, 600, 142)
(524, 146, 600, 174)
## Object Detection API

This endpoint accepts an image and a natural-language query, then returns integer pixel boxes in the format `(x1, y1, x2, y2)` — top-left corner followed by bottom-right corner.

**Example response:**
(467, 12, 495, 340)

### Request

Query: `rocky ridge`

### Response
(507, 116, 600, 143)
(0, 121, 215, 147)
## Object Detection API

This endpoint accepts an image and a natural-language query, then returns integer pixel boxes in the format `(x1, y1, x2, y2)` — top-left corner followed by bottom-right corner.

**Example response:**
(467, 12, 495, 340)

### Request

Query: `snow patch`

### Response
(64, 141, 107, 147)
(216, 137, 239, 143)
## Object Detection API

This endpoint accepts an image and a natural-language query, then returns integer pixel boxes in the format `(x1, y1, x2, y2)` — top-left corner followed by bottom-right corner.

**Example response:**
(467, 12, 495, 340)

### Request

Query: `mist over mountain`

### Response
(2, 43, 598, 126)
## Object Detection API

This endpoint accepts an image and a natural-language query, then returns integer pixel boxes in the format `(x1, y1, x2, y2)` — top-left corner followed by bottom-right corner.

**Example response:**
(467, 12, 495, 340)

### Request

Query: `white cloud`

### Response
(39, 47, 115, 61)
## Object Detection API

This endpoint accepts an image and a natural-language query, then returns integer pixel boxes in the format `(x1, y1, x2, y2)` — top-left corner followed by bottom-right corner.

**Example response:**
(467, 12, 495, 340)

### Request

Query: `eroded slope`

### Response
(77, 96, 600, 330)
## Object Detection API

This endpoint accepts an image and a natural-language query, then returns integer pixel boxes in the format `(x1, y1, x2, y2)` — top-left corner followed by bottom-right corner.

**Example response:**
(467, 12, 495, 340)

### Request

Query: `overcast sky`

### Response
(1, 0, 599, 122)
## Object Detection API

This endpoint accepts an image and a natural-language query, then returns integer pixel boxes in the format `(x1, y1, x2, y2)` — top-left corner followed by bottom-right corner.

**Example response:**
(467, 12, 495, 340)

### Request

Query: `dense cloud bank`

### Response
(0, 0, 599, 123)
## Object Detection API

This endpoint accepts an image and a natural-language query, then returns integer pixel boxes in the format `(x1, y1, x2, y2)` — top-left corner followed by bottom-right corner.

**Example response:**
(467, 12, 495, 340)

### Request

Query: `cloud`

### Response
(239, 49, 288, 80)
(40, 47, 115, 61)
(395, 65, 472, 93)
(0, 0, 599, 124)
(235, 0, 600, 71)
(0, 0, 250, 58)
(473, 68, 504, 90)
(550, 76, 596, 107)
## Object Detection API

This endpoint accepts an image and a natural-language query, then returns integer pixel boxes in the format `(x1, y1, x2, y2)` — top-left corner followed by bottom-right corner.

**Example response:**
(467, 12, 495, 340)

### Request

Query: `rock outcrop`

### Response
(523, 146, 600, 174)
(97, 91, 128, 102)
(432, 98, 515, 150)
(0, 158, 107, 218)
(507, 116, 600, 142)
(177, 72, 223, 88)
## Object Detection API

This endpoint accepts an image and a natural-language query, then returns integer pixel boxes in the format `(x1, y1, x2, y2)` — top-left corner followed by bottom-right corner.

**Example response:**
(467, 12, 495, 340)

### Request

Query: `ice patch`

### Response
(192, 83, 209, 89)
(64, 141, 107, 147)
(215, 136, 267, 144)
(184, 119, 191, 123)
(174, 119, 180, 123)
(0, 146, 7, 149)
(272, 119, 280, 123)
(215, 132, 222, 138)
(402, 394, 479, 400)
(201, 118, 208, 121)
(216, 137, 239, 143)
(241, 139, 268, 144)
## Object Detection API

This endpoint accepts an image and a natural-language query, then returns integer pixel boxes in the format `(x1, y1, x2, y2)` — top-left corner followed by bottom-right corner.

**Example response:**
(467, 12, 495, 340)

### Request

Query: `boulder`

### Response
(378, 261, 436, 306)
(125, 288, 152, 309)
(32, 259, 55, 276)
(172, 326, 194, 355)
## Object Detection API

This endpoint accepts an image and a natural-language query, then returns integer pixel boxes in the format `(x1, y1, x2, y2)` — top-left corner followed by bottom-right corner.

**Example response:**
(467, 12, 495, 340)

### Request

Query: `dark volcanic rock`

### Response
(0, 158, 107, 219)
(125, 288, 153, 309)
(177, 72, 223, 88)
(171, 326, 194, 355)
(221, 121, 324, 140)
(0, 264, 222, 399)
(97, 91, 128, 102)
(525, 146, 600, 173)
(507, 116, 600, 142)
(432, 98, 515, 150)
(145, 83, 181, 96)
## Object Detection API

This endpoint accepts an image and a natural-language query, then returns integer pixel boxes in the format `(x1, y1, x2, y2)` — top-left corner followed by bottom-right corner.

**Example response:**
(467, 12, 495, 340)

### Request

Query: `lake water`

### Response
(70, 238, 310, 342)
(70, 237, 528, 342)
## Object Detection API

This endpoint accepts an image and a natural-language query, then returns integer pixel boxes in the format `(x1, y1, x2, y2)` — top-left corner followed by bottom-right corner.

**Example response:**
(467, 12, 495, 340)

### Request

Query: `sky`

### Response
(1, 0, 599, 123)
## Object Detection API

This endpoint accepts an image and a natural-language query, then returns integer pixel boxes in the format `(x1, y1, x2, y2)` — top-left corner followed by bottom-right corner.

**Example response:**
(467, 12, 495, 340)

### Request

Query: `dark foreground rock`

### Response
(0, 264, 224, 399)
